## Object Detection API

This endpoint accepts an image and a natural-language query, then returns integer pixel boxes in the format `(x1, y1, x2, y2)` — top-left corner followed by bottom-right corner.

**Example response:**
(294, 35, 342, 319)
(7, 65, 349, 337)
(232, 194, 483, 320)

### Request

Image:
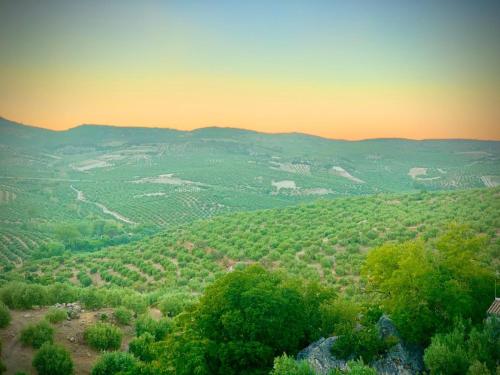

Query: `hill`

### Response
(1, 117, 499, 270)
(7, 187, 499, 298)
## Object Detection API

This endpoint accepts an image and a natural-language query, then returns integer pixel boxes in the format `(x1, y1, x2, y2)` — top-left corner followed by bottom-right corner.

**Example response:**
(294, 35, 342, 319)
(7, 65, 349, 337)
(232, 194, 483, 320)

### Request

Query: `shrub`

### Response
(91, 351, 138, 375)
(32, 342, 73, 375)
(113, 307, 133, 325)
(0, 302, 11, 328)
(332, 325, 390, 363)
(135, 315, 172, 341)
(162, 265, 336, 375)
(128, 333, 156, 362)
(84, 323, 122, 351)
(20, 320, 54, 348)
(346, 359, 377, 374)
(270, 354, 315, 375)
(0, 282, 47, 309)
(157, 293, 192, 317)
(467, 361, 491, 375)
(424, 318, 499, 375)
(45, 307, 67, 324)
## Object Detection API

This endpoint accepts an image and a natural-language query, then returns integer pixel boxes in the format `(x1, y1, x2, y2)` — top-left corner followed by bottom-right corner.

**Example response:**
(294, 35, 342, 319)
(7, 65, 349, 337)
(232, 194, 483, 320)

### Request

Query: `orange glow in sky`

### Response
(1, 1, 499, 140)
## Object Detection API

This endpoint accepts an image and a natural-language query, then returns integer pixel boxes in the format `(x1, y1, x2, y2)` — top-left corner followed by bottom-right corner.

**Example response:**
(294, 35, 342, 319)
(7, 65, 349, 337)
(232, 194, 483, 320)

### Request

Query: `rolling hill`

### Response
(0, 117, 499, 269)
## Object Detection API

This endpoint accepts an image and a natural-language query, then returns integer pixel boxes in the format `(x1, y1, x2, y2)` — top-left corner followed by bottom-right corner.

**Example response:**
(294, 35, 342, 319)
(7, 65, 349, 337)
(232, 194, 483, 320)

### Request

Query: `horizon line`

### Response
(1, 115, 499, 143)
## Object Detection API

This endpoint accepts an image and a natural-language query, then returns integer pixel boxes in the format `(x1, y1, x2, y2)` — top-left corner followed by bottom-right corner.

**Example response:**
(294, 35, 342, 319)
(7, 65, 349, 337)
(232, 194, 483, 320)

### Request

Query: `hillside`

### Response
(7, 187, 499, 298)
(1, 117, 499, 270)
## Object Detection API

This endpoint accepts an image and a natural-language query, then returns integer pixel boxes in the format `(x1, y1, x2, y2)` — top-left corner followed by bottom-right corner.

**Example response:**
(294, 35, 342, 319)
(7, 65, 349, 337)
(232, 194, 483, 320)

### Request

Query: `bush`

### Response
(162, 265, 336, 375)
(91, 351, 138, 375)
(20, 320, 54, 348)
(135, 315, 172, 341)
(45, 307, 67, 324)
(346, 359, 377, 374)
(363, 228, 494, 344)
(270, 354, 315, 375)
(128, 333, 156, 362)
(157, 293, 192, 317)
(424, 318, 499, 375)
(0, 302, 11, 328)
(332, 324, 391, 363)
(113, 307, 133, 325)
(32, 342, 73, 375)
(0, 282, 47, 309)
(84, 323, 122, 351)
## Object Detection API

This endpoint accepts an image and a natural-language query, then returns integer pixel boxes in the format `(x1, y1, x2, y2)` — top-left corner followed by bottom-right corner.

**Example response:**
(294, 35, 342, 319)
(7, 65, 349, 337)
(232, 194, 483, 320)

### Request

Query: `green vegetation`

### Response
(6, 188, 498, 301)
(91, 352, 138, 375)
(363, 226, 494, 344)
(423, 319, 499, 375)
(158, 265, 336, 375)
(332, 325, 393, 363)
(0, 302, 10, 328)
(0, 119, 498, 374)
(84, 323, 123, 351)
(1, 118, 499, 271)
(270, 354, 315, 375)
(20, 320, 54, 348)
(44, 307, 68, 324)
(32, 342, 74, 375)
(128, 332, 156, 362)
(113, 307, 133, 325)
(135, 314, 172, 341)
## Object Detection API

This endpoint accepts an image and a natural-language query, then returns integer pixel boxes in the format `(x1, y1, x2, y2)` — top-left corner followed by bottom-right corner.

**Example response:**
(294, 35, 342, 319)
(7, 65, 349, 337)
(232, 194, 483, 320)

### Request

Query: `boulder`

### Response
(297, 337, 347, 374)
(372, 315, 424, 375)
(297, 315, 424, 375)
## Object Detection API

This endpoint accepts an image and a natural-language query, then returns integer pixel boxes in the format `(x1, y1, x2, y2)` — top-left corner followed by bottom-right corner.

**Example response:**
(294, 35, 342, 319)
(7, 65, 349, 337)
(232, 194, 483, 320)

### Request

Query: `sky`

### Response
(0, 0, 499, 140)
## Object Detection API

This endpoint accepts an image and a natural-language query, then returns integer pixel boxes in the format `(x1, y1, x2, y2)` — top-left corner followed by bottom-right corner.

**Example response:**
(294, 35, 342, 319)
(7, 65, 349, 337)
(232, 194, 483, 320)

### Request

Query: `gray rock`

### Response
(297, 337, 347, 374)
(297, 315, 424, 375)
(372, 315, 424, 375)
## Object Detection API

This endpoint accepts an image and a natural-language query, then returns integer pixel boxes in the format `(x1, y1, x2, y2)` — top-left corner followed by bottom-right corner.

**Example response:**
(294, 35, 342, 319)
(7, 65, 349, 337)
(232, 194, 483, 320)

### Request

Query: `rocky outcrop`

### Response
(297, 315, 424, 375)
(54, 302, 82, 320)
(372, 315, 424, 375)
(297, 337, 347, 375)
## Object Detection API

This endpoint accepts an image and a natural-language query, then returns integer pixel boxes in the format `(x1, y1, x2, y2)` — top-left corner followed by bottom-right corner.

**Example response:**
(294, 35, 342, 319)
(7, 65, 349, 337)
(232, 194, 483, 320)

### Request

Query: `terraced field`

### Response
(9, 187, 498, 299)
(1, 117, 499, 269)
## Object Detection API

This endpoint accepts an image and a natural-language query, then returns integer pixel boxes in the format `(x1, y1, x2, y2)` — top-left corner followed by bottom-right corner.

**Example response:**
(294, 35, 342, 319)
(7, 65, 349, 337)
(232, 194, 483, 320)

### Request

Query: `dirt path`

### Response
(70, 185, 136, 224)
(0, 307, 135, 375)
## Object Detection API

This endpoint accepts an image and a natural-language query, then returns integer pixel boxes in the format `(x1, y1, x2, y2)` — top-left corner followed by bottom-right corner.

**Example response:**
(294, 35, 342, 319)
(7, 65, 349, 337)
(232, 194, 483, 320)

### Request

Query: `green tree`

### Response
(270, 354, 315, 375)
(113, 307, 133, 325)
(84, 323, 122, 351)
(162, 265, 335, 375)
(362, 228, 494, 344)
(32, 342, 73, 375)
(20, 320, 54, 348)
(91, 352, 138, 375)
(129, 333, 156, 362)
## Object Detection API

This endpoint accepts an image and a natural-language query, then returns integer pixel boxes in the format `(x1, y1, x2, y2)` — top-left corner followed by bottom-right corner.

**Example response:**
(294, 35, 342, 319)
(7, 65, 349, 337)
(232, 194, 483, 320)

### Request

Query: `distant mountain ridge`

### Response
(2, 116, 499, 146)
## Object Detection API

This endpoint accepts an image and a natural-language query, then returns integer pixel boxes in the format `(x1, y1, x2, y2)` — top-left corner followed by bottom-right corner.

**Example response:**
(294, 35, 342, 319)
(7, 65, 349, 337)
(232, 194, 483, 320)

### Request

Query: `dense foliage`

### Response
(0, 302, 10, 328)
(270, 354, 315, 375)
(32, 342, 74, 375)
(84, 323, 123, 351)
(423, 318, 499, 374)
(113, 307, 133, 325)
(157, 265, 336, 375)
(20, 320, 54, 348)
(363, 226, 494, 344)
(44, 307, 68, 324)
(91, 352, 138, 375)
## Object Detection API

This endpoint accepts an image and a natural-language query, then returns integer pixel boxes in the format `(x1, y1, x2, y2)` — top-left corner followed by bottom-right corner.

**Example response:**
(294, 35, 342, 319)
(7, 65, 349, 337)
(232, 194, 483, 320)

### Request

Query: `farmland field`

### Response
(1, 118, 499, 270)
